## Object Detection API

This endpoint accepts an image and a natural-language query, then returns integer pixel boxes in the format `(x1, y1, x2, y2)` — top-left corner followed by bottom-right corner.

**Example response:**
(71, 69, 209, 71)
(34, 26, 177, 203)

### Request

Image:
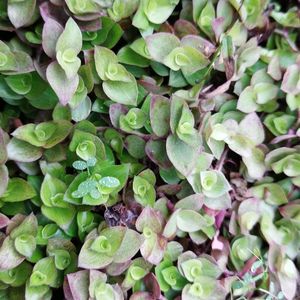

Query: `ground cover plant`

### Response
(0, 0, 299, 299)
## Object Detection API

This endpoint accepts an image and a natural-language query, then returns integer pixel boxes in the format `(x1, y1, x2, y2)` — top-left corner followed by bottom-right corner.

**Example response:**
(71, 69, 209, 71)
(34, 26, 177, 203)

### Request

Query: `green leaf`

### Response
(146, 33, 180, 64)
(10, 214, 38, 239)
(98, 176, 120, 194)
(94, 46, 118, 81)
(30, 257, 58, 287)
(12, 120, 72, 149)
(64, 172, 89, 205)
(200, 170, 231, 198)
(177, 210, 207, 232)
(73, 160, 87, 171)
(251, 183, 288, 205)
(125, 135, 146, 159)
(198, 0, 215, 38)
(0, 178, 35, 202)
(66, 0, 100, 14)
(150, 95, 170, 137)
(103, 74, 138, 106)
(164, 46, 209, 75)
(113, 228, 142, 263)
(96, 164, 129, 193)
(133, 175, 156, 207)
(108, 0, 139, 22)
(56, 18, 82, 79)
(166, 134, 199, 176)
(5, 73, 32, 95)
(14, 234, 36, 257)
(143, 0, 180, 24)
(0, 261, 32, 287)
(120, 108, 146, 130)
(40, 174, 67, 207)
(0, 165, 9, 198)
(25, 280, 52, 300)
(70, 129, 106, 161)
(78, 228, 122, 269)
(54, 249, 71, 270)
(117, 46, 150, 67)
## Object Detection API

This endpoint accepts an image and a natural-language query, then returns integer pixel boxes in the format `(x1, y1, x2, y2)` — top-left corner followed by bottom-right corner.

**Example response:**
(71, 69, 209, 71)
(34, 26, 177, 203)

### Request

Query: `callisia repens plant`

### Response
(0, 0, 300, 299)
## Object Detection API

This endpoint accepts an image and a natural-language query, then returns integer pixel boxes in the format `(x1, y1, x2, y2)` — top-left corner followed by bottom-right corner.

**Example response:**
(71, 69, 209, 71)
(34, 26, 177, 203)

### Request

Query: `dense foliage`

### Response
(0, 0, 299, 299)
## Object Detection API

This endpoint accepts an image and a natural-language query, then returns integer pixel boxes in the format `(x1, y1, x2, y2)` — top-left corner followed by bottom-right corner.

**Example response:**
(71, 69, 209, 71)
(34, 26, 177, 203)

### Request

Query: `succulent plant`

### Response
(0, 1, 299, 299)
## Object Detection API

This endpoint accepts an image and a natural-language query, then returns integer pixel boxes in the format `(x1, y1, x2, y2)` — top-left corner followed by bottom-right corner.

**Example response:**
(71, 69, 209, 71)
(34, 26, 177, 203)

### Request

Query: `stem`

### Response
(258, 288, 279, 299)
(215, 148, 228, 171)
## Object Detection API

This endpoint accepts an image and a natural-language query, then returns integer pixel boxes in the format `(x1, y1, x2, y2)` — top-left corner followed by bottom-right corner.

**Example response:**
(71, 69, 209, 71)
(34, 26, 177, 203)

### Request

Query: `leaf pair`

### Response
(94, 46, 138, 106)
(146, 33, 209, 77)
(45, 18, 82, 105)
(0, 214, 38, 270)
(78, 226, 143, 269)
(133, 169, 156, 207)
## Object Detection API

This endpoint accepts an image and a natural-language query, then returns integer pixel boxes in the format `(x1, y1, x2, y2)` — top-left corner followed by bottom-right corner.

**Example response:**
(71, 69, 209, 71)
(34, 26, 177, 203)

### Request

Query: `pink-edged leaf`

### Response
(136, 207, 165, 233)
(279, 200, 300, 220)
(146, 33, 180, 63)
(145, 139, 172, 169)
(106, 261, 132, 276)
(181, 35, 216, 57)
(212, 17, 225, 41)
(278, 272, 297, 300)
(138, 77, 171, 95)
(174, 19, 199, 38)
(76, 18, 102, 32)
(0, 213, 9, 229)
(6, 214, 26, 235)
(143, 273, 161, 299)
(0, 237, 25, 269)
(64, 270, 89, 300)
(8, 0, 36, 28)
(109, 103, 128, 128)
(129, 292, 153, 300)
(239, 112, 265, 145)
(140, 235, 167, 265)
(205, 78, 233, 99)
(46, 61, 79, 105)
(39, 1, 68, 23)
(281, 64, 300, 95)
(113, 228, 143, 264)
(89, 269, 107, 286)
(42, 18, 64, 58)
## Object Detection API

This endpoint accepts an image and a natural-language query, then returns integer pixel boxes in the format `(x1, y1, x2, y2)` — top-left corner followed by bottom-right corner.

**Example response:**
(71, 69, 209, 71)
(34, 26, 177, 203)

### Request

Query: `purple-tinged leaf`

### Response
(181, 35, 216, 57)
(146, 139, 172, 169)
(46, 61, 79, 105)
(64, 270, 89, 300)
(174, 20, 198, 38)
(8, 0, 37, 28)
(0, 237, 25, 270)
(7, 137, 43, 162)
(42, 18, 64, 58)
(146, 33, 180, 63)
(109, 103, 128, 128)
(0, 213, 9, 229)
